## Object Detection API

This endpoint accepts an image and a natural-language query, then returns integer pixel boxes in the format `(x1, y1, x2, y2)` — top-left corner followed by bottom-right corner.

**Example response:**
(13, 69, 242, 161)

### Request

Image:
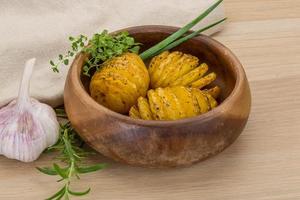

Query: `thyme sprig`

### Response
(82, 30, 140, 76)
(37, 110, 106, 200)
(50, 30, 140, 76)
(50, 35, 88, 73)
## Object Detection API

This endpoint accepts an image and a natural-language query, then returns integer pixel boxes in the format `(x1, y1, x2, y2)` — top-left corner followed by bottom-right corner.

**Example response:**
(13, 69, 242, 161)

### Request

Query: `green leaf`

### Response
(83, 65, 89, 72)
(83, 71, 91, 77)
(45, 185, 66, 200)
(58, 54, 63, 60)
(125, 37, 134, 45)
(36, 167, 58, 176)
(63, 59, 69, 65)
(55, 189, 66, 200)
(57, 178, 65, 182)
(77, 163, 107, 174)
(72, 43, 78, 51)
(67, 188, 91, 196)
(68, 36, 74, 41)
(50, 60, 55, 66)
(121, 31, 129, 36)
(52, 67, 59, 73)
(53, 163, 67, 179)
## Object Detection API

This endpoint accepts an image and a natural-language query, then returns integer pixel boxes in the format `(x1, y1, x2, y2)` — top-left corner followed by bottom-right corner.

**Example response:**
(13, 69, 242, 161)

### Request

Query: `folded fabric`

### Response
(0, 0, 225, 108)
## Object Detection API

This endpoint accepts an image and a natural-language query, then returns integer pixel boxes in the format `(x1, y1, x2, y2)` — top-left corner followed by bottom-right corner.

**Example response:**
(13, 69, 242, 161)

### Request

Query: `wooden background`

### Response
(1, 0, 300, 199)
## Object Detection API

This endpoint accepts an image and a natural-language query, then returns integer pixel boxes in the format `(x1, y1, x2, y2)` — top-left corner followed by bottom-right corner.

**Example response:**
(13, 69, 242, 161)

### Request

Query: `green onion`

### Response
(139, 0, 223, 60)
(153, 18, 227, 56)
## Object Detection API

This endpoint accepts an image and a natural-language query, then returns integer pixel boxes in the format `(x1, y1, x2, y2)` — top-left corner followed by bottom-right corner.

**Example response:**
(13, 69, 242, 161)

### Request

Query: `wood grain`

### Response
(1, 0, 300, 199)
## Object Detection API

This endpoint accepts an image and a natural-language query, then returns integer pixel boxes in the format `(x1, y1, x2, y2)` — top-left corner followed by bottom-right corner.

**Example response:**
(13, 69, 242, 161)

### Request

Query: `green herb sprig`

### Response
(37, 110, 106, 200)
(50, 35, 88, 73)
(82, 30, 140, 76)
(50, 30, 140, 76)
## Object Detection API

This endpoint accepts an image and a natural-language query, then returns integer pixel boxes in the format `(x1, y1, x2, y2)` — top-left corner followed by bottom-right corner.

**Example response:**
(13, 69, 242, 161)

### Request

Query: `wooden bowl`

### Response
(64, 26, 251, 168)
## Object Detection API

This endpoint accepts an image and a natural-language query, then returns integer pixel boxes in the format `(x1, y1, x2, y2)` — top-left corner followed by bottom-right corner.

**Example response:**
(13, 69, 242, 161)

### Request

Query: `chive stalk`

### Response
(139, 0, 223, 60)
(153, 18, 227, 57)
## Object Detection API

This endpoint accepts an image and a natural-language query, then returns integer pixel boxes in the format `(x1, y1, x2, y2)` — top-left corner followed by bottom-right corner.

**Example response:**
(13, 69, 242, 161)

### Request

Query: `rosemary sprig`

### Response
(37, 111, 106, 200)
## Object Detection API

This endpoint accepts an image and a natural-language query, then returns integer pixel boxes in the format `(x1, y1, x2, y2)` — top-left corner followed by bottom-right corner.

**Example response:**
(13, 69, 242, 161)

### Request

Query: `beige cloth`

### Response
(0, 0, 225, 108)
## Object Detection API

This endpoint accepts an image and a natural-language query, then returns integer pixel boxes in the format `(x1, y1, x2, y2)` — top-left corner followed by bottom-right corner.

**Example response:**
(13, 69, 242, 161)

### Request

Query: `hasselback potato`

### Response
(129, 86, 220, 120)
(90, 53, 150, 114)
(148, 51, 216, 89)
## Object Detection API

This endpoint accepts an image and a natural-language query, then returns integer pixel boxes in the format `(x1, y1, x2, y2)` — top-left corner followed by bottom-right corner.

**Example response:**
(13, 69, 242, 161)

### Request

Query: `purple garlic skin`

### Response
(0, 58, 59, 162)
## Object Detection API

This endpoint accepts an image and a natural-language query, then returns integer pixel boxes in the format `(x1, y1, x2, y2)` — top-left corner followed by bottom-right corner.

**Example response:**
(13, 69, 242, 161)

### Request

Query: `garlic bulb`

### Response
(0, 58, 59, 162)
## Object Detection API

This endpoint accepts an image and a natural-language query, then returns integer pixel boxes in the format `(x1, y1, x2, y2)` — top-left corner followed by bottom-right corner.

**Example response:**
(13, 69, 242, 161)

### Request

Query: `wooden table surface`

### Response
(1, 1, 300, 199)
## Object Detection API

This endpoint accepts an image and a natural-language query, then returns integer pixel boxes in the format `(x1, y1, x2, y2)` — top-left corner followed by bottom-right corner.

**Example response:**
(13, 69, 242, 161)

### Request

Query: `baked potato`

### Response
(90, 53, 150, 114)
(129, 86, 220, 120)
(148, 51, 216, 89)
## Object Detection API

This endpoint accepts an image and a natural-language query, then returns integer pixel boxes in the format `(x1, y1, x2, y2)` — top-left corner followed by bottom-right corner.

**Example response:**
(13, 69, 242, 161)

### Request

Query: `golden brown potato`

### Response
(204, 86, 221, 99)
(129, 105, 141, 119)
(149, 51, 199, 88)
(189, 72, 217, 88)
(90, 53, 150, 114)
(148, 51, 217, 89)
(169, 63, 208, 86)
(137, 96, 153, 120)
(129, 86, 219, 121)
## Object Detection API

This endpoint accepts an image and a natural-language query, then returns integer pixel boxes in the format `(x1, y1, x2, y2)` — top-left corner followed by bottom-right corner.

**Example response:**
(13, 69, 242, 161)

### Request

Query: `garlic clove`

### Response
(0, 58, 59, 162)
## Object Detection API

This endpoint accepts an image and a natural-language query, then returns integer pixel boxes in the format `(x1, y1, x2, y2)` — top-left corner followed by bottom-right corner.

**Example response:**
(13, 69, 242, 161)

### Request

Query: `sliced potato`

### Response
(129, 105, 141, 119)
(170, 63, 209, 87)
(137, 97, 153, 120)
(129, 86, 219, 121)
(205, 93, 218, 109)
(190, 89, 210, 114)
(150, 52, 179, 88)
(148, 89, 166, 120)
(189, 72, 217, 89)
(149, 51, 199, 88)
(169, 86, 198, 118)
(148, 51, 170, 78)
(154, 52, 183, 87)
(166, 53, 199, 85)
(156, 87, 182, 120)
(204, 86, 221, 99)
